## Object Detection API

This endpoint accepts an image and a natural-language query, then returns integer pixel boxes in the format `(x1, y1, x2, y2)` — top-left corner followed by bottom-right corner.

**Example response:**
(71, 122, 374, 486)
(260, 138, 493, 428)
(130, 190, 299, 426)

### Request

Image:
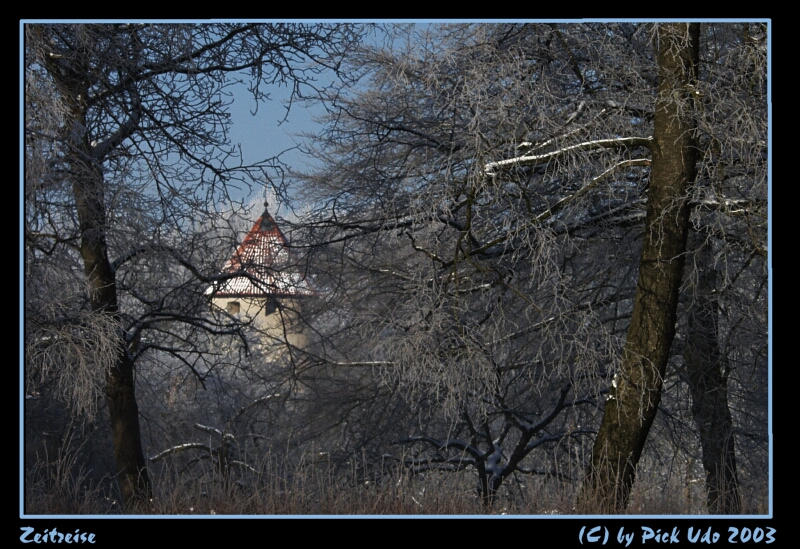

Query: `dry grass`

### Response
(24, 444, 768, 516)
(25, 434, 117, 515)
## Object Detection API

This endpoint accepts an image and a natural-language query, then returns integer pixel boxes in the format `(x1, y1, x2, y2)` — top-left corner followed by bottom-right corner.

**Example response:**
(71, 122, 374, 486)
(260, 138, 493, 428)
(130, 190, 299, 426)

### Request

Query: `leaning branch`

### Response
(483, 136, 653, 177)
(533, 158, 651, 225)
(149, 442, 209, 462)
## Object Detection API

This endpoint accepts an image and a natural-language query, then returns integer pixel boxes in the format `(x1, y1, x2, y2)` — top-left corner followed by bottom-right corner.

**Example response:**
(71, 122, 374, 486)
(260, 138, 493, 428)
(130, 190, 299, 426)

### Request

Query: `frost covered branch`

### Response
(483, 136, 653, 176)
(533, 158, 651, 225)
(149, 442, 210, 462)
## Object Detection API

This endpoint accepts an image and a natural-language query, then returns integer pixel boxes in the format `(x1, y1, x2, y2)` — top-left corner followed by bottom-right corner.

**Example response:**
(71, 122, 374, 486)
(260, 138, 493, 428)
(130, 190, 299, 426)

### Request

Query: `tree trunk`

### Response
(684, 232, 741, 514)
(55, 65, 151, 506)
(71, 165, 152, 507)
(577, 23, 700, 513)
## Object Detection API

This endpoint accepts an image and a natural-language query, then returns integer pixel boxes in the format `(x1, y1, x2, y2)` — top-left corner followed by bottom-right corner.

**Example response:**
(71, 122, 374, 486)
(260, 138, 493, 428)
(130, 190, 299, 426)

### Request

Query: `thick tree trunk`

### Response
(38, 30, 153, 507)
(71, 166, 152, 507)
(55, 66, 151, 506)
(577, 23, 700, 513)
(684, 233, 741, 514)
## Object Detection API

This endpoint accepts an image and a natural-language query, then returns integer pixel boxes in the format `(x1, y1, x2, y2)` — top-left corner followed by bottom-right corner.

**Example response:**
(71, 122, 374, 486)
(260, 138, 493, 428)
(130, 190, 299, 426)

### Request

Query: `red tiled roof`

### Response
(206, 207, 313, 298)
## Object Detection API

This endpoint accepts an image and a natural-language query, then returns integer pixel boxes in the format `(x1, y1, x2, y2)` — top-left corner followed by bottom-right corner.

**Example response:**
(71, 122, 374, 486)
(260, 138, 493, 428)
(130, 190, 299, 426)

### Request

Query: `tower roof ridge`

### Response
(206, 206, 313, 298)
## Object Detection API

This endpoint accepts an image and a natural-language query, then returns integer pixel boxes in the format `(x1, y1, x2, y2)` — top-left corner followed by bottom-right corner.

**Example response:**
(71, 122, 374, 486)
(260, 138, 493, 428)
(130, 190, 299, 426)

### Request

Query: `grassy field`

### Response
(24, 447, 769, 516)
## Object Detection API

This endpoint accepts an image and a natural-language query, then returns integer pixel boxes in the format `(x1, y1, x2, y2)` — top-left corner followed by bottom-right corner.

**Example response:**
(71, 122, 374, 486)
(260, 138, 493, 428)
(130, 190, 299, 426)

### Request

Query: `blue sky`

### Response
(227, 79, 327, 217)
(228, 82, 324, 171)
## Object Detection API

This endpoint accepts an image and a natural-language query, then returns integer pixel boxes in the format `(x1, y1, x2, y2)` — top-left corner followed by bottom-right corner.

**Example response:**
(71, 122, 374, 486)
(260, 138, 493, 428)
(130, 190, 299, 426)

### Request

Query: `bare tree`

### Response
(293, 22, 767, 512)
(24, 22, 362, 508)
(293, 23, 651, 506)
(677, 22, 768, 514)
(576, 23, 701, 513)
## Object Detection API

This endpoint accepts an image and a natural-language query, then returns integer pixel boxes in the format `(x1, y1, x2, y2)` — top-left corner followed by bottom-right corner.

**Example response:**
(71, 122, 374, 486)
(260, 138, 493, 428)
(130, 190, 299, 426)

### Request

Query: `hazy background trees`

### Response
(291, 22, 768, 512)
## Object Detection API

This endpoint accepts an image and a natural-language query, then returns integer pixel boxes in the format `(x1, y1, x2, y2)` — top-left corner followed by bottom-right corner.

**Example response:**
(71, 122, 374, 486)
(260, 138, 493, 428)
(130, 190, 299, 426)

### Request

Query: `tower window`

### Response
(226, 301, 240, 314)
(265, 300, 278, 315)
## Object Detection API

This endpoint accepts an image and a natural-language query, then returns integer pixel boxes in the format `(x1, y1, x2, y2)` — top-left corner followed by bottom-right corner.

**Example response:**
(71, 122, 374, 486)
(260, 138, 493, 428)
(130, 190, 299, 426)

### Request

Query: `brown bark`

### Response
(49, 55, 152, 507)
(71, 165, 152, 507)
(577, 23, 700, 513)
(684, 233, 741, 514)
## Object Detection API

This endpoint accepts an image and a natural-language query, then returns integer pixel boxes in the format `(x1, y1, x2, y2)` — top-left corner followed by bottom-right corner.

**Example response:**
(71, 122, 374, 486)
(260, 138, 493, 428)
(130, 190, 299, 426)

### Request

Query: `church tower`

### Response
(205, 203, 313, 354)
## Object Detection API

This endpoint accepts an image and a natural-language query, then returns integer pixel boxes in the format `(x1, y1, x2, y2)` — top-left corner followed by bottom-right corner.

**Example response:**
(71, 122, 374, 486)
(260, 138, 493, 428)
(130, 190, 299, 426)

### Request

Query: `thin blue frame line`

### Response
(18, 18, 774, 521)
(20, 21, 29, 519)
(19, 18, 771, 24)
(20, 511, 773, 519)
(766, 19, 773, 519)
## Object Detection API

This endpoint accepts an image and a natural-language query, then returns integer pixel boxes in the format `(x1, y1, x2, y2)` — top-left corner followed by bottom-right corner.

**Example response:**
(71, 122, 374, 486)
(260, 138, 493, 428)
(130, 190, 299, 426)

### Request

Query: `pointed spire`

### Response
(206, 204, 313, 298)
(258, 201, 278, 233)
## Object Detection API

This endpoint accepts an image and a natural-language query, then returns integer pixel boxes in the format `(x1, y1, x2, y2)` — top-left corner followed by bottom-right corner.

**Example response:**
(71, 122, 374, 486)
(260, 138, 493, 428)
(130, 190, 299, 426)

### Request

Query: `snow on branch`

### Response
(231, 393, 282, 424)
(692, 197, 764, 216)
(483, 136, 653, 177)
(194, 423, 231, 438)
(149, 442, 209, 462)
